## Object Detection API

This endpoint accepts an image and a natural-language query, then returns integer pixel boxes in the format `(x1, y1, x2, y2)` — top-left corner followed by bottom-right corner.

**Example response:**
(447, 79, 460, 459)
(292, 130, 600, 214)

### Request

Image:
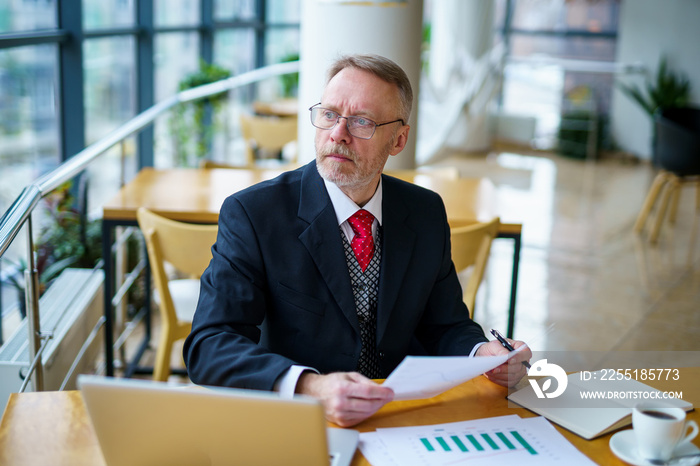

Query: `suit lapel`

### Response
(376, 176, 416, 344)
(297, 163, 360, 333)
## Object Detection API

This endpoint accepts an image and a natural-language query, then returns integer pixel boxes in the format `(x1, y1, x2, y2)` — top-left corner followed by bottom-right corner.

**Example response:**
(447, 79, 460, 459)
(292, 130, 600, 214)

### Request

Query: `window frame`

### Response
(0, 0, 300, 167)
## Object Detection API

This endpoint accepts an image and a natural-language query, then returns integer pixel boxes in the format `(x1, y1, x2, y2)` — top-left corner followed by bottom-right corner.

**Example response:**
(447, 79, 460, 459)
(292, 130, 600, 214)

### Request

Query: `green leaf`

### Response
(615, 55, 691, 119)
(41, 256, 79, 285)
(616, 82, 654, 115)
(170, 60, 233, 165)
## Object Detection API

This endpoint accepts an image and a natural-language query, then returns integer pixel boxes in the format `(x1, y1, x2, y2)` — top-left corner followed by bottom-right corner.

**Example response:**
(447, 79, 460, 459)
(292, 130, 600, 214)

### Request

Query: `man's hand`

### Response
(476, 340, 531, 387)
(296, 372, 394, 427)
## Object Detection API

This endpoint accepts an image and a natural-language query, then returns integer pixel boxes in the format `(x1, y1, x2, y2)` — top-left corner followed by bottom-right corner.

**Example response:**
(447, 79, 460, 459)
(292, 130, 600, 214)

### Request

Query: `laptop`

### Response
(78, 375, 359, 466)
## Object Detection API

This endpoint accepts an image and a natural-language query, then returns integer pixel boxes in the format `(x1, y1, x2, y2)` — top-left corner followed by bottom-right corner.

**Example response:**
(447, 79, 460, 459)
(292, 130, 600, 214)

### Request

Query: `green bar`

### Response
(496, 432, 516, 450)
(481, 433, 499, 450)
(466, 435, 484, 451)
(510, 431, 537, 455)
(436, 437, 451, 452)
(450, 436, 468, 452)
(420, 438, 435, 452)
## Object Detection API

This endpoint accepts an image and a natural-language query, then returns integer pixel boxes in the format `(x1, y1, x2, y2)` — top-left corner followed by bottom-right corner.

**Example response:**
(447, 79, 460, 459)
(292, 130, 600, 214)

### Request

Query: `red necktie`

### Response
(348, 209, 375, 272)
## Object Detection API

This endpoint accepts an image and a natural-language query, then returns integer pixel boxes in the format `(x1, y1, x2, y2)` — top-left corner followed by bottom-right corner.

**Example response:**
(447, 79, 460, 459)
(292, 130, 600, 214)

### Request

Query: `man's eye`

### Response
(322, 111, 337, 120)
(354, 117, 372, 127)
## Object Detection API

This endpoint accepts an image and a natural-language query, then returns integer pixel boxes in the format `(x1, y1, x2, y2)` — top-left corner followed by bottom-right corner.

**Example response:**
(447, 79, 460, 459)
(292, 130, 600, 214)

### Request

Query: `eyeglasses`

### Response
(309, 103, 404, 140)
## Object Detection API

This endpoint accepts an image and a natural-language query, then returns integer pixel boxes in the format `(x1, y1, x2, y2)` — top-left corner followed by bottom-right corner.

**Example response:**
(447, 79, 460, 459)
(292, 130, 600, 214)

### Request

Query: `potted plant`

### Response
(169, 60, 232, 167)
(617, 56, 692, 166)
(2, 181, 102, 318)
(279, 53, 299, 98)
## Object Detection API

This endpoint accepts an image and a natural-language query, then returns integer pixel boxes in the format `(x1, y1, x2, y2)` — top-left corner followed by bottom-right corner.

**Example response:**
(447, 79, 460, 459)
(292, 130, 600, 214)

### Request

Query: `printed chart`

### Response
(359, 415, 596, 466)
(417, 427, 536, 455)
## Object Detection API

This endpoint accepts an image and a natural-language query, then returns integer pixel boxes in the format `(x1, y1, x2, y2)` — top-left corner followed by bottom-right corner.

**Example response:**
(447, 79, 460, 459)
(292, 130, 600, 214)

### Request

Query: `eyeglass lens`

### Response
(310, 107, 376, 139)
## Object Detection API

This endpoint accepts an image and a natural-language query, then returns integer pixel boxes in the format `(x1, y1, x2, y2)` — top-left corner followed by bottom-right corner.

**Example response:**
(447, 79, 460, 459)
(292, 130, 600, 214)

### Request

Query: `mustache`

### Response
(317, 144, 356, 160)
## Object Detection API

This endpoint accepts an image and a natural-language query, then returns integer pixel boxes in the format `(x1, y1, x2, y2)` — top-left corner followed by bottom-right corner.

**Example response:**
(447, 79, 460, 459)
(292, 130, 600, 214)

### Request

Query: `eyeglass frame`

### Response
(308, 103, 405, 140)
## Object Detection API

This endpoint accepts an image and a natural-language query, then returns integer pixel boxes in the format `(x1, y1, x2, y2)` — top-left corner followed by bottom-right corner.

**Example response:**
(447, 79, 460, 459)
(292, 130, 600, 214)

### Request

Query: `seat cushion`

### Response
(153, 278, 201, 322)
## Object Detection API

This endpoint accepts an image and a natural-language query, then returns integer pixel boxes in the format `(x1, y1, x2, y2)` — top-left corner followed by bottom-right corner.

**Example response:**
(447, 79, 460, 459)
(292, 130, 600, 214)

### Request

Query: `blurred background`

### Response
(2, 0, 698, 218)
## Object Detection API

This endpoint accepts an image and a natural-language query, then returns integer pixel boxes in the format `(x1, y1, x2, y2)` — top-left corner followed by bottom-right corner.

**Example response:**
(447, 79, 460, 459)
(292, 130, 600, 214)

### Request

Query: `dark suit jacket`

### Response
(183, 161, 488, 390)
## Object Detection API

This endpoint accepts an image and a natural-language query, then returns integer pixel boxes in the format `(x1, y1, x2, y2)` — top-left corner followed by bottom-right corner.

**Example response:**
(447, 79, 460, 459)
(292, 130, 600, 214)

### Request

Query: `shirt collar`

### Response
(324, 177, 383, 226)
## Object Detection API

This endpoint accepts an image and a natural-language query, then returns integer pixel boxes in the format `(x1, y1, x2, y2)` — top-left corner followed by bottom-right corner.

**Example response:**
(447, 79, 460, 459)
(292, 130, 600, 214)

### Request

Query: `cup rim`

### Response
(633, 402, 685, 421)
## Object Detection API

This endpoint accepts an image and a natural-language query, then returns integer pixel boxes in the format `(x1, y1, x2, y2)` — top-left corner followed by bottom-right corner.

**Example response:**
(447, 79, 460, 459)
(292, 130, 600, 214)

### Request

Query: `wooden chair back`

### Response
(199, 160, 241, 169)
(240, 114, 298, 166)
(136, 207, 218, 380)
(449, 217, 500, 317)
(384, 166, 459, 182)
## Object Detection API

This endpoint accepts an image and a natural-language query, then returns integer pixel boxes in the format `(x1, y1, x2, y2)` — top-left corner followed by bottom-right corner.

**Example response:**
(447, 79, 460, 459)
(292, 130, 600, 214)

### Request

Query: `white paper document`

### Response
(359, 415, 596, 466)
(383, 353, 513, 401)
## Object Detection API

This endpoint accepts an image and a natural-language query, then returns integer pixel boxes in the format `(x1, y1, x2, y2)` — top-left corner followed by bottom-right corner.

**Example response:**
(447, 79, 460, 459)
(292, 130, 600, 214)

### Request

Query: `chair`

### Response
(634, 107, 700, 243)
(199, 160, 242, 169)
(449, 217, 500, 318)
(384, 166, 460, 182)
(199, 159, 301, 171)
(240, 114, 298, 166)
(136, 207, 218, 381)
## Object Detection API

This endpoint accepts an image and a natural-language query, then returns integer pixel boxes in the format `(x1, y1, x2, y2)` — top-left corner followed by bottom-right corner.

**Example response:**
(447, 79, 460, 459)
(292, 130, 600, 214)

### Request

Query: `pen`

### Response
(490, 329, 531, 369)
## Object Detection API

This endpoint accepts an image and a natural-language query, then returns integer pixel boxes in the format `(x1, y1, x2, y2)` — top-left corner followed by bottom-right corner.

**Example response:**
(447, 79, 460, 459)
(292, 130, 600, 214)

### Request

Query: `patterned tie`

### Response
(348, 209, 375, 272)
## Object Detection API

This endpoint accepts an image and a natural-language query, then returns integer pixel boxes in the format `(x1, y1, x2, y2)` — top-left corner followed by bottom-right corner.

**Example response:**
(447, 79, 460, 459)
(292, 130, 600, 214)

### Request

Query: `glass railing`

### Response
(0, 60, 300, 396)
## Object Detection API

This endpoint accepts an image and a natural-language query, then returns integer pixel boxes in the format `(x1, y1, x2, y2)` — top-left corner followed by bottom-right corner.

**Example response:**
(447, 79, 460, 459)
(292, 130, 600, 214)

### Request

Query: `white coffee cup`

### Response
(632, 402, 699, 462)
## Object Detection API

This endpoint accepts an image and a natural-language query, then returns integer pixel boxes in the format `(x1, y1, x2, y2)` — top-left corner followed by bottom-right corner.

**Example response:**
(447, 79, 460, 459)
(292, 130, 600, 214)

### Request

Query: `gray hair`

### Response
(326, 54, 413, 123)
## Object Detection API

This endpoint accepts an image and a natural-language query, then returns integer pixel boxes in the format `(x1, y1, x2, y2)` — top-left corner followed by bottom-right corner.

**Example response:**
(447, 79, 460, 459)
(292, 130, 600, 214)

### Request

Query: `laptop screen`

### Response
(79, 376, 357, 466)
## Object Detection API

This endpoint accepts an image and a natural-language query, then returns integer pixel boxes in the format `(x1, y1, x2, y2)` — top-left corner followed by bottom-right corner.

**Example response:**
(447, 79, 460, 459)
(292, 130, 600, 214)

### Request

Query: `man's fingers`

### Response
(485, 359, 529, 387)
(325, 393, 390, 426)
(345, 372, 394, 400)
(300, 372, 394, 427)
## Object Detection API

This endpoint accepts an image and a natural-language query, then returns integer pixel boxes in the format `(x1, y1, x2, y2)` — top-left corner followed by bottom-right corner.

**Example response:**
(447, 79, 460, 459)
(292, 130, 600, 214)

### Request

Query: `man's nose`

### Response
(330, 116, 352, 143)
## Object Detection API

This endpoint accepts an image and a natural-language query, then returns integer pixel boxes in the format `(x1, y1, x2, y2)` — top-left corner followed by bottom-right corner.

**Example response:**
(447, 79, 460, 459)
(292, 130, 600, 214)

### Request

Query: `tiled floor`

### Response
(130, 146, 700, 380)
(430, 147, 700, 370)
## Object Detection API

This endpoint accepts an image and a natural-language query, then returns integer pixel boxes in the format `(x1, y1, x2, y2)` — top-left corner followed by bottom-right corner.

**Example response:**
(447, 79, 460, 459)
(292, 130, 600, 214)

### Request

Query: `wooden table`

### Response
(101, 168, 523, 376)
(102, 168, 519, 228)
(2, 368, 698, 465)
(252, 98, 299, 117)
(351, 368, 700, 465)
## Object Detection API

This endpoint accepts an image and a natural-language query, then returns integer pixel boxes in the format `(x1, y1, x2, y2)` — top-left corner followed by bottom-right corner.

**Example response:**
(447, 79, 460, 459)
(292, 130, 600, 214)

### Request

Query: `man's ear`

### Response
(389, 125, 410, 156)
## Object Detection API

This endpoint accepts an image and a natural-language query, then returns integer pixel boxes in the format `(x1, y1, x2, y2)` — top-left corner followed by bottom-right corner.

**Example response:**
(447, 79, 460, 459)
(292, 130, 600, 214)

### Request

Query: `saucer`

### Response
(609, 429, 700, 466)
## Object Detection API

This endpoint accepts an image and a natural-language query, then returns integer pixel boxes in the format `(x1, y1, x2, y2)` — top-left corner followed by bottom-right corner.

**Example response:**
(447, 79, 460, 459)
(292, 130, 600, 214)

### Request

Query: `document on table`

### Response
(383, 350, 523, 401)
(359, 415, 597, 466)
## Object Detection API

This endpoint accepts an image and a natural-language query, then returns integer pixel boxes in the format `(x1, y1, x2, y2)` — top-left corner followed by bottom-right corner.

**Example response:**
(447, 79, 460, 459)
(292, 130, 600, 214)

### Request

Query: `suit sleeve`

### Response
(183, 196, 297, 390)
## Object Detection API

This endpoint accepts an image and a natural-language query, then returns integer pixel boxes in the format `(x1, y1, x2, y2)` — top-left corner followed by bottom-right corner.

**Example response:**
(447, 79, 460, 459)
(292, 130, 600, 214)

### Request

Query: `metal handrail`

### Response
(0, 60, 300, 392)
(0, 60, 299, 256)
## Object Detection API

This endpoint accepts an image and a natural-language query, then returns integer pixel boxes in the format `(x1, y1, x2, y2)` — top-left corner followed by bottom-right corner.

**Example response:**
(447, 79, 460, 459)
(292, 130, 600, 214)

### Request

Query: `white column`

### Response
(297, 0, 424, 169)
(421, 0, 496, 160)
(430, 0, 492, 93)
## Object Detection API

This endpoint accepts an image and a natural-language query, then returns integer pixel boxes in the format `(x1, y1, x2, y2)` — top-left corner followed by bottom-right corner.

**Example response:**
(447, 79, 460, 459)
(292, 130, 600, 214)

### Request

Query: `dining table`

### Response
(2, 367, 698, 465)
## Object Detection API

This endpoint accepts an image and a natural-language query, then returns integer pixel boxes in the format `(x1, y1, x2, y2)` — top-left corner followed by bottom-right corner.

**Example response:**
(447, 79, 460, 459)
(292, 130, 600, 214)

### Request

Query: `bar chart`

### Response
(418, 429, 538, 455)
(360, 415, 597, 466)
(399, 423, 545, 464)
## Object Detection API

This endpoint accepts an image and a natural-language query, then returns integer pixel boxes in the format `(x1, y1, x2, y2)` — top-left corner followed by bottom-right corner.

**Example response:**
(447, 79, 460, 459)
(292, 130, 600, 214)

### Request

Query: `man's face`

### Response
(315, 67, 408, 191)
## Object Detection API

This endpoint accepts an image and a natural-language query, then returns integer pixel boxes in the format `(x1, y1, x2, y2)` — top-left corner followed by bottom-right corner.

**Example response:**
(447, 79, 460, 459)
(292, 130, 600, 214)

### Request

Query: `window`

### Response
(84, 36, 138, 206)
(83, 0, 135, 30)
(0, 45, 60, 215)
(0, 1, 58, 33)
(495, 0, 619, 150)
(0, 0, 301, 342)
